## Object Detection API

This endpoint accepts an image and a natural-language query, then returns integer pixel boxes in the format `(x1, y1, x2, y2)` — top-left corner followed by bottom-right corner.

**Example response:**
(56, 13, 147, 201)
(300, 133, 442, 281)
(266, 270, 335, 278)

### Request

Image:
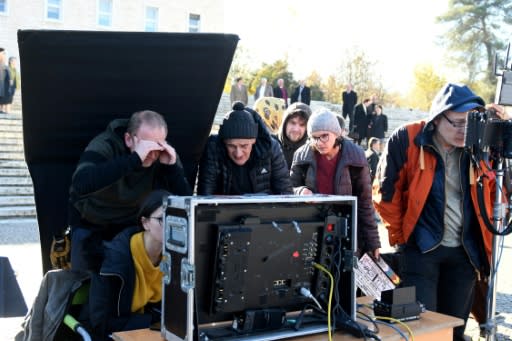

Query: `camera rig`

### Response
(463, 44, 512, 341)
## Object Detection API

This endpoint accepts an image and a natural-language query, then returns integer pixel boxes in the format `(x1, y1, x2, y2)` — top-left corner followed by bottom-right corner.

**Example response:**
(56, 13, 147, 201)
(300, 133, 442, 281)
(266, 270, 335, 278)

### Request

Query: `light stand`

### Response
(476, 44, 512, 341)
(481, 158, 506, 341)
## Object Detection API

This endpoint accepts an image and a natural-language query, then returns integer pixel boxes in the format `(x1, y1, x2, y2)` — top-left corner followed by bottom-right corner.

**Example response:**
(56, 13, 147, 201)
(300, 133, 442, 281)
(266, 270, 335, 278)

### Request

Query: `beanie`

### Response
(218, 101, 258, 139)
(307, 109, 342, 137)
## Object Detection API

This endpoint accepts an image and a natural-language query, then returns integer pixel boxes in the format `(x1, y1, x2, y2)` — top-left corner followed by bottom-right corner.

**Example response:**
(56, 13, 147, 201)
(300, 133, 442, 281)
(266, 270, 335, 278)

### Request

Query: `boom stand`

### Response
(482, 159, 506, 341)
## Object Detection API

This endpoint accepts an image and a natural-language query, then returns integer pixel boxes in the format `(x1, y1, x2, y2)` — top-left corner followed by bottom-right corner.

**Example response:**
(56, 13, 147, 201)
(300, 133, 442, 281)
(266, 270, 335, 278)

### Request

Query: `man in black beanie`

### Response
(197, 101, 292, 195)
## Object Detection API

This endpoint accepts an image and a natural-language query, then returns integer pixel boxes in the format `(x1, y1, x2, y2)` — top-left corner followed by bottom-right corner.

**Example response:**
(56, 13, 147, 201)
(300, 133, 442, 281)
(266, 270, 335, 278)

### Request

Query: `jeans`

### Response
(70, 226, 104, 272)
(401, 244, 476, 341)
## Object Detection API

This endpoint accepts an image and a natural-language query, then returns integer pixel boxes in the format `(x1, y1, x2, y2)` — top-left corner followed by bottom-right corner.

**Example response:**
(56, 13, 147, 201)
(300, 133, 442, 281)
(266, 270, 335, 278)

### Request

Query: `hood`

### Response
(278, 102, 312, 145)
(18, 30, 238, 272)
(428, 82, 485, 123)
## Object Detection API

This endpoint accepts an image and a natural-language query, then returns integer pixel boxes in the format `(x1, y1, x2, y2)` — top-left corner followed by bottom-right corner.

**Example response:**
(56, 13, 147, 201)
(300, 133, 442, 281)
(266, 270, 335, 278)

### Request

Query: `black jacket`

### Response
(69, 118, 191, 236)
(197, 110, 293, 195)
(89, 226, 159, 340)
(368, 114, 388, 139)
(290, 86, 311, 105)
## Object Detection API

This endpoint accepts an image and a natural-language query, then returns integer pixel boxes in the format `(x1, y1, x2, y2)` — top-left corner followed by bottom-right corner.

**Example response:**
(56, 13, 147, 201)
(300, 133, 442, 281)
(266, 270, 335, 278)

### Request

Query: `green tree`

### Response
(337, 49, 383, 102)
(249, 59, 294, 94)
(305, 71, 325, 101)
(225, 45, 253, 93)
(322, 75, 340, 103)
(436, 0, 512, 99)
(408, 64, 447, 111)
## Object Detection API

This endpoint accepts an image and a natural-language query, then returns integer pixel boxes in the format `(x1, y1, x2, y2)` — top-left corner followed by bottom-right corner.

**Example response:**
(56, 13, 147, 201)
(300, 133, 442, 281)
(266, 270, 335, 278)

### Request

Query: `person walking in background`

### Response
(230, 76, 248, 106)
(197, 101, 292, 195)
(367, 93, 378, 117)
(254, 77, 273, 101)
(342, 83, 357, 121)
(290, 109, 381, 258)
(367, 104, 388, 140)
(290, 80, 311, 105)
(365, 137, 380, 184)
(373, 83, 507, 340)
(4, 57, 18, 114)
(352, 98, 370, 145)
(276, 102, 312, 169)
(0, 48, 12, 114)
(273, 78, 289, 108)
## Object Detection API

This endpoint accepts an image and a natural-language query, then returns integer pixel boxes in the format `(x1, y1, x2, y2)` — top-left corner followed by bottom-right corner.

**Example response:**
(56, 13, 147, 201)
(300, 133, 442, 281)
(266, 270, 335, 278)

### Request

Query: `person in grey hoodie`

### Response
(276, 102, 312, 170)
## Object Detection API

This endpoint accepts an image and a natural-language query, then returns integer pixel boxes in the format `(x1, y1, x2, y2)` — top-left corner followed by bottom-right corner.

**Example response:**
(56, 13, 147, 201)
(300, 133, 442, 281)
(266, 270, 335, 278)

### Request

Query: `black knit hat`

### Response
(218, 101, 258, 140)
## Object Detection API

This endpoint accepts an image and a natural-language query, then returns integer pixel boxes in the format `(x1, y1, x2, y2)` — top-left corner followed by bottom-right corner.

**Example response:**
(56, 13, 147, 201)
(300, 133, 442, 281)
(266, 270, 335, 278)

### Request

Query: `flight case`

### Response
(161, 195, 357, 341)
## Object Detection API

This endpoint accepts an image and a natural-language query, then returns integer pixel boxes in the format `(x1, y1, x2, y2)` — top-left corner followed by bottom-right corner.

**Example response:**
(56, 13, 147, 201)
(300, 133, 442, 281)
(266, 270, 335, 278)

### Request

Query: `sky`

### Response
(223, 0, 450, 94)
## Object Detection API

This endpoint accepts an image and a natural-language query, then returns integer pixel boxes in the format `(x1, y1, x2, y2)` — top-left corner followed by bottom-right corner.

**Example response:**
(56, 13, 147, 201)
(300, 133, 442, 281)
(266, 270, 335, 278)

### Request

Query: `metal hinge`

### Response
(181, 258, 195, 292)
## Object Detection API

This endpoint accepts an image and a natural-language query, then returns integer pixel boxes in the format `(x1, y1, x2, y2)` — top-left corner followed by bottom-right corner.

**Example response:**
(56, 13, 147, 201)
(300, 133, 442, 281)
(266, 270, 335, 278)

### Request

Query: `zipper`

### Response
(458, 152, 479, 271)
(100, 271, 125, 316)
(422, 142, 443, 253)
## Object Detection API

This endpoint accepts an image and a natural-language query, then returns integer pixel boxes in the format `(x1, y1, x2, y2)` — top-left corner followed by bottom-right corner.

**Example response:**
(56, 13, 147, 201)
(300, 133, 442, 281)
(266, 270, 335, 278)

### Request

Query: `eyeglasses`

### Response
(310, 133, 330, 143)
(150, 216, 163, 225)
(441, 113, 467, 129)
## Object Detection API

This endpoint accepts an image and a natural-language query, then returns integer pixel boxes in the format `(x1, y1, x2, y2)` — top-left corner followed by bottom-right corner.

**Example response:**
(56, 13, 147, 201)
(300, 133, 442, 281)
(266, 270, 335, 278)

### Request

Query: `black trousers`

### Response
(401, 244, 476, 341)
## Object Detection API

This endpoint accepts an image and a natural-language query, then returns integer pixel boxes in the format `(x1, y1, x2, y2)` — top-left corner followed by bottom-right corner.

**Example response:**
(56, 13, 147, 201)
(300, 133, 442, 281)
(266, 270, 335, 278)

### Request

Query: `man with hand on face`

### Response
(197, 101, 292, 195)
(69, 110, 192, 272)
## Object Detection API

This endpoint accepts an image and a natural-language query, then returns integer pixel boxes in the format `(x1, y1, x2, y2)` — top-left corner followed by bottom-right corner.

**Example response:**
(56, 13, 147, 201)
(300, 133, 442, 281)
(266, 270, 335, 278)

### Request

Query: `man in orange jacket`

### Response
(373, 83, 507, 340)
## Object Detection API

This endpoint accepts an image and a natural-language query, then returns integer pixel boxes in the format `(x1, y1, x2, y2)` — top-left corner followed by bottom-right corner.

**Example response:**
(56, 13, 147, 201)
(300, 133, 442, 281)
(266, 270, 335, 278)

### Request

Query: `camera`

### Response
(464, 109, 512, 159)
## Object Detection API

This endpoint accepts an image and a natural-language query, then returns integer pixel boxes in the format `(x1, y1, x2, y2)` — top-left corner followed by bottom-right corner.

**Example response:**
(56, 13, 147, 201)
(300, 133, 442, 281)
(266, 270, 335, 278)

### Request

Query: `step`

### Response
(0, 160, 28, 168)
(0, 168, 30, 177)
(0, 152, 25, 160)
(0, 206, 37, 218)
(0, 196, 35, 206)
(0, 138, 24, 145)
(0, 186, 34, 195)
(0, 131, 23, 139)
(0, 144, 24, 152)
(0, 118, 22, 126)
(0, 177, 33, 186)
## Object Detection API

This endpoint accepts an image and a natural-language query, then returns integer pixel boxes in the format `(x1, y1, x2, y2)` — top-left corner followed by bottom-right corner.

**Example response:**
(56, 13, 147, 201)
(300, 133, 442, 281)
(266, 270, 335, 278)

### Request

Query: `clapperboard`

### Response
(355, 253, 401, 300)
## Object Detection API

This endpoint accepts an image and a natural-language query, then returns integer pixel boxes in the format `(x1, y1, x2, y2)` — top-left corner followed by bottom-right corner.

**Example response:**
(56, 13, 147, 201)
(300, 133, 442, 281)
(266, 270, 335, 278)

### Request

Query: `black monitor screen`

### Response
(191, 201, 353, 325)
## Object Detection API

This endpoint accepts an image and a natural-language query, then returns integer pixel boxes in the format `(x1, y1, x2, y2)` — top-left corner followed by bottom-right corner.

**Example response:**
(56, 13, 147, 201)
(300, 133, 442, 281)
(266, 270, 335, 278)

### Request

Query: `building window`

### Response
(189, 13, 200, 33)
(145, 6, 158, 32)
(0, 0, 7, 14)
(98, 0, 113, 27)
(46, 0, 61, 20)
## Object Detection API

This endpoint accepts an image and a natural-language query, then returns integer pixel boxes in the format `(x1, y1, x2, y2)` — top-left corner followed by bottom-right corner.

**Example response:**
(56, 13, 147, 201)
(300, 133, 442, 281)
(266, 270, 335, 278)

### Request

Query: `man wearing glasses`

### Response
(372, 83, 506, 340)
(69, 110, 192, 272)
(290, 109, 381, 259)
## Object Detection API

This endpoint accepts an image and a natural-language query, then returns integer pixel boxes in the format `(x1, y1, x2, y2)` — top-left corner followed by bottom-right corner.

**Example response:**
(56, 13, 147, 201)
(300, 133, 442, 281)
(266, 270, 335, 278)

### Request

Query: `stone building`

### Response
(0, 0, 225, 60)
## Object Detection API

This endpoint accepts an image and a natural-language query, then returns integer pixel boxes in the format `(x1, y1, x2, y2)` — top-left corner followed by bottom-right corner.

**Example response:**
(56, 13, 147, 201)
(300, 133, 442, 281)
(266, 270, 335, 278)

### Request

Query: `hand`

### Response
(158, 141, 177, 165)
(486, 103, 510, 120)
(133, 136, 163, 163)
(300, 188, 313, 195)
(372, 248, 381, 260)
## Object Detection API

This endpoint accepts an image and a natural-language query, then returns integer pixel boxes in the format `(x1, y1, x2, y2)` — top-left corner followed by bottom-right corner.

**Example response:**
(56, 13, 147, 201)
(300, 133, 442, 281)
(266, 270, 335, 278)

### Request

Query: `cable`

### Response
(356, 311, 380, 335)
(374, 315, 414, 341)
(299, 287, 324, 312)
(359, 313, 407, 341)
(313, 262, 334, 341)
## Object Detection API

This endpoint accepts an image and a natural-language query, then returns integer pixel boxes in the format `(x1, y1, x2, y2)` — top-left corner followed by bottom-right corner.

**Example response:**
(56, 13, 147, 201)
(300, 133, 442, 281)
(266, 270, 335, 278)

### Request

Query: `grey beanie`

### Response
(307, 109, 342, 137)
(219, 101, 258, 140)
